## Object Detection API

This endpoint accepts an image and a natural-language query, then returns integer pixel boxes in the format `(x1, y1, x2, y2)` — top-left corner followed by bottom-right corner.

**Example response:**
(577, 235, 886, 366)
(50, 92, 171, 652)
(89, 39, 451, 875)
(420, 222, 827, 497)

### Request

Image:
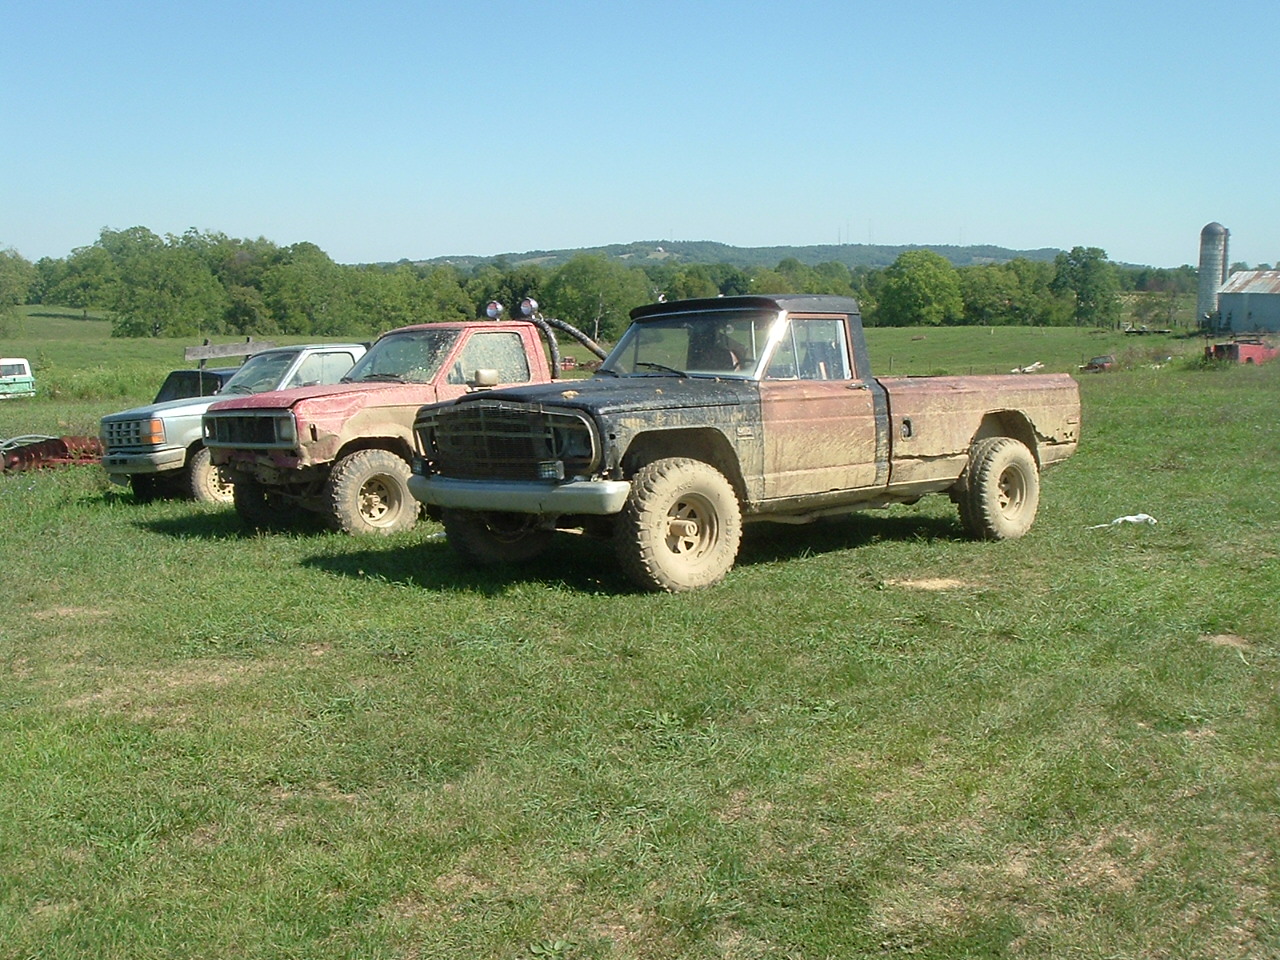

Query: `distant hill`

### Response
(407, 240, 1064, 272)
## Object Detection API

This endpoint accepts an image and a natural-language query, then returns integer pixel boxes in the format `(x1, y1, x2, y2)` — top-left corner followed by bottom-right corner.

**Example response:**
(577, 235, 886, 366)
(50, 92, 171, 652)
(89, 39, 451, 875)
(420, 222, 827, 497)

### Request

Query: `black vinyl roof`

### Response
(630, 294, 862, 321)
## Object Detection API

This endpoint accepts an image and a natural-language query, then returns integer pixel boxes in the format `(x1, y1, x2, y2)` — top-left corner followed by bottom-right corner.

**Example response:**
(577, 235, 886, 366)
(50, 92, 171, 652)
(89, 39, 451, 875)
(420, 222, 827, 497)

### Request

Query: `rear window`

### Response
(152, 370, 231, 403)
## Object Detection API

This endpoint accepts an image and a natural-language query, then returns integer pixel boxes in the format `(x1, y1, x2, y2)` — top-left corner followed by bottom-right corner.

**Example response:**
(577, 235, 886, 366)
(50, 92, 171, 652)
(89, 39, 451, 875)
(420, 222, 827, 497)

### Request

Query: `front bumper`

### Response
(101, 448, 187, 476)
(408, 475, 632, 516)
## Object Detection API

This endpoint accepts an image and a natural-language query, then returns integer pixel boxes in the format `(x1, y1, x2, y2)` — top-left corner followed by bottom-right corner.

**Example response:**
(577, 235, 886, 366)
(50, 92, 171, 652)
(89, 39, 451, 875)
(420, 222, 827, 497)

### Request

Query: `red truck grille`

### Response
(204, 413, 289, 447)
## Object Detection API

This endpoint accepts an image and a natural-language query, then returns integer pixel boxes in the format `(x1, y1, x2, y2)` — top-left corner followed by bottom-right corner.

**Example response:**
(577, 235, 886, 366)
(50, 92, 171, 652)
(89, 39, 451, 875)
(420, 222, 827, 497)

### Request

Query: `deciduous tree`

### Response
(876, 250, 963, 326)
(1052, 246, 1120, 327)
(544, 255, 651, 342)
(111, 245, 228, 337)
(0, 248, 36, 310)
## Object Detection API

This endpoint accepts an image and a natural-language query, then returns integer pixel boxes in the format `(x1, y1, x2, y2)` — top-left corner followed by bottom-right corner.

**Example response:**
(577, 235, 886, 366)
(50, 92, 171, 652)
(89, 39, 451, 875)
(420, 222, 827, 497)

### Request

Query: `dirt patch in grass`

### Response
(1058, 828, 1159, 893)
(885, 577, 977, 591)
(62, 660, 268, 719)
(872, 827, 1168, 951)
(1202, 633, 1250, 650)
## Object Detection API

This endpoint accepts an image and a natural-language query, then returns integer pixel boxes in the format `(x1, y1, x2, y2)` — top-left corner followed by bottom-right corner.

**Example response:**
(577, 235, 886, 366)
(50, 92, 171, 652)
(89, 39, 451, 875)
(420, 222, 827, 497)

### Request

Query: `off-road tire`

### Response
(186, 446, 234, 504)
(441, 509, 553, 564)
(614, 457, 742, 593)
(232, 480, 303, 530)
(325, 449, 418, 535)
(956, 437, 1040, 540)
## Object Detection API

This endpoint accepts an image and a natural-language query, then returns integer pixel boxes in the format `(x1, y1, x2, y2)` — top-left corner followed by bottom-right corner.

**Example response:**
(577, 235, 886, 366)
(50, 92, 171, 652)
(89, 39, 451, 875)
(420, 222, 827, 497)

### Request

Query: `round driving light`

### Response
(486, 301, 504, 319)
(520, 298, 538, 316)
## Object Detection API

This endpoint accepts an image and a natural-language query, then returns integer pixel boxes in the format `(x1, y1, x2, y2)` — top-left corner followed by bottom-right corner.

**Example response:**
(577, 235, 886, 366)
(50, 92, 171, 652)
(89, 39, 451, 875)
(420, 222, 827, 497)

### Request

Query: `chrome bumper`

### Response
(408, 475, 632, 516)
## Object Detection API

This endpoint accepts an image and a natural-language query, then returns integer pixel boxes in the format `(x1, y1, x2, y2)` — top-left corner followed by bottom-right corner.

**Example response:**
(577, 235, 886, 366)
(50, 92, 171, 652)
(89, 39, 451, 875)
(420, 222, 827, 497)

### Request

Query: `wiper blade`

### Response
(633, 361, 687, 377)
(223, 385, 254, 394)
(359, 373, 407, 383)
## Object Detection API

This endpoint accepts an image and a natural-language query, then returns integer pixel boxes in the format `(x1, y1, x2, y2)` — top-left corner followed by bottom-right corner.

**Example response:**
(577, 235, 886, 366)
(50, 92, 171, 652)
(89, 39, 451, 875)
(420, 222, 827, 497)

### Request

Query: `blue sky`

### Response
(4, 0, 1277, 268)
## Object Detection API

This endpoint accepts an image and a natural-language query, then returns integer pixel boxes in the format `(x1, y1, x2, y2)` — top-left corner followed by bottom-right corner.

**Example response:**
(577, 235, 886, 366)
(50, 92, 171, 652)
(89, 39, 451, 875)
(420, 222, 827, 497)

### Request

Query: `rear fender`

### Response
(970, 411, 1039, 465)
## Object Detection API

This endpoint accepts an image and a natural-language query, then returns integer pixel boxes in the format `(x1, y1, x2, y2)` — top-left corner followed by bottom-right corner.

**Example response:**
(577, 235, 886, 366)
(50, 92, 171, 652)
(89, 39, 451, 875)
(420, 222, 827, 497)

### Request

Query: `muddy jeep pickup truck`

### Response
(100, 342, 366, 503)
(410, 294, 1081, 592)
(203, 319, 557, 534)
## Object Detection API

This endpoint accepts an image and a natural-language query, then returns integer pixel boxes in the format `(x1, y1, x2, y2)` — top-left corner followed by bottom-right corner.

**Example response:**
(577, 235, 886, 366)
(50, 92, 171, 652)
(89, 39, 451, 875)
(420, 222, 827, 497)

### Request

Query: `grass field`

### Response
(1, 315, 1277, 958)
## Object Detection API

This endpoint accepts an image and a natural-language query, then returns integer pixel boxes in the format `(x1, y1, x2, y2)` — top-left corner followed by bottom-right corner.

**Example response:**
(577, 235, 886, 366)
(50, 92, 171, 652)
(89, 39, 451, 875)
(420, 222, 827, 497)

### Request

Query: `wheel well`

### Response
(620, 429, 747, 501)
(335, 437, 413, 465)
(970, 412, 1039, 465)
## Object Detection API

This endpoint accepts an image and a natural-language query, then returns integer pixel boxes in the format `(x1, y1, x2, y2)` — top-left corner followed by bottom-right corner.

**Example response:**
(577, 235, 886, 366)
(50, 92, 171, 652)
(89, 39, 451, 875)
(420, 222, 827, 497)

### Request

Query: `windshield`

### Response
(343, 328, 459, 384)
(602, 308, 780, 378)
(221, 351, 299, 394)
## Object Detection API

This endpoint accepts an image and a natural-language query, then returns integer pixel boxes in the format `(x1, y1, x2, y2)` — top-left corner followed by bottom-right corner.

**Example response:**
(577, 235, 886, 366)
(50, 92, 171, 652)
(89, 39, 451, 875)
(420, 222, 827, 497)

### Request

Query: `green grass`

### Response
(864, 324, 1195, 376)
(1, 320, 1277, 958)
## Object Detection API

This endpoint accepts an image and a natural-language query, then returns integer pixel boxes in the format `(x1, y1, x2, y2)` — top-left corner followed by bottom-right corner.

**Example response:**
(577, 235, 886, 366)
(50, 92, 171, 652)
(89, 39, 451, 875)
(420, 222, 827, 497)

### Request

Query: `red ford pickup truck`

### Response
(204, 319, 555, 534)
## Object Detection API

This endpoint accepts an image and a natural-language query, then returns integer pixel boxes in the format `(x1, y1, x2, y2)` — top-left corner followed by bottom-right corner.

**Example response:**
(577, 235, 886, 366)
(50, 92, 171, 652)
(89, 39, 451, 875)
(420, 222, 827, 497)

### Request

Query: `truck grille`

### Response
(204, 413, 289, 447)
(101, 419, 150, 449)
(419, 402, 597, 481)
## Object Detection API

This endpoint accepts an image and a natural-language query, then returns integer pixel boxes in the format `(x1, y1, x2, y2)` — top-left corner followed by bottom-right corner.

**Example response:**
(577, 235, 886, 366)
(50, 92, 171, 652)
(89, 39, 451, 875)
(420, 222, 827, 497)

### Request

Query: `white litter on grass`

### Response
(1088, 513, 1157, 529)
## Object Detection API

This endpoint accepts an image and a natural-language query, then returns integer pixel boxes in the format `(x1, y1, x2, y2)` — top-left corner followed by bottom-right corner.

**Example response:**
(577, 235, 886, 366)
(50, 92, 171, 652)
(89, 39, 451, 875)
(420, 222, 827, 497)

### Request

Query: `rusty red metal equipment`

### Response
(1204, 338, 1278, 365)
(1, 435, 104, 473)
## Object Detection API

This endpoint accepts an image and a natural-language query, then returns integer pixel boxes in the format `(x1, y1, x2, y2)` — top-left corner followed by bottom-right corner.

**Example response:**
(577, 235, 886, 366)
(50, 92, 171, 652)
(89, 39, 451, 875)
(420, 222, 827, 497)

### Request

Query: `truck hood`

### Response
(206, 380, 437, 417)
(101, 394, 223, 423)
(454, 375, 757, 416)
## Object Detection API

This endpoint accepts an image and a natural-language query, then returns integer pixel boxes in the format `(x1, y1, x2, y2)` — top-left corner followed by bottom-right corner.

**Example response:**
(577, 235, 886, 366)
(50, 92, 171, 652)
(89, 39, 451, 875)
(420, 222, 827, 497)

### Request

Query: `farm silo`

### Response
(1196, 221, 1229, 325)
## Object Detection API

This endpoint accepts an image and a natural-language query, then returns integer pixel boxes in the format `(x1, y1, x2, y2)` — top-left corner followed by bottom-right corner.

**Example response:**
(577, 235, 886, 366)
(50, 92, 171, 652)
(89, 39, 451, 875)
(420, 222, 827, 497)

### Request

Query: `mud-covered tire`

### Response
(956, 437, 1040, 540)
(614, 457, 742, 593)
(186, 446, 234, 504)
(325, 449, 418, 535)
(232, 480, 303, 530)
(441, 509, 553, 564)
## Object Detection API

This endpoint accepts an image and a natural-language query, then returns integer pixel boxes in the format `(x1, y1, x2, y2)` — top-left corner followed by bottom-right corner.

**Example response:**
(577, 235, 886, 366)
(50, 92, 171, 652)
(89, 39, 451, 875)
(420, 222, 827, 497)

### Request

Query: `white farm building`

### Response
(1216, 271, 1280, 334)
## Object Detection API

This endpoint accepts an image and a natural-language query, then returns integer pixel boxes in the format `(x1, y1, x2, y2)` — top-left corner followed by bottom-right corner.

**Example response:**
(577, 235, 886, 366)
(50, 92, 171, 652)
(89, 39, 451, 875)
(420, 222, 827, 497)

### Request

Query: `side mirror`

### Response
(469, 369, 500, 388)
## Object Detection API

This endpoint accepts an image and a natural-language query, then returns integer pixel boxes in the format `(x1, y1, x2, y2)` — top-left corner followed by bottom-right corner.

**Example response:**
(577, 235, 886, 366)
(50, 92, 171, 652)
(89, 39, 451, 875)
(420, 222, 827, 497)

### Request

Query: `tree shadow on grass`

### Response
(299, 511, 966, 596)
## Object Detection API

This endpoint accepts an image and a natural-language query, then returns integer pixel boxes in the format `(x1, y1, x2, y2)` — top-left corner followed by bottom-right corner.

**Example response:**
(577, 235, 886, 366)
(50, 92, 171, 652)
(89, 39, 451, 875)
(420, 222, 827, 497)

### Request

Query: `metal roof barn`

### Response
(1216, 270, 1280, 334)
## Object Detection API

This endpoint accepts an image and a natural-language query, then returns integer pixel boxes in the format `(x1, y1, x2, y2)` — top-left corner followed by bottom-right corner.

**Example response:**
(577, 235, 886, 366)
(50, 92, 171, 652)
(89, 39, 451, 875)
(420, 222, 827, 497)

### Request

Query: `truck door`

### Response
(759, 315, 884, 498)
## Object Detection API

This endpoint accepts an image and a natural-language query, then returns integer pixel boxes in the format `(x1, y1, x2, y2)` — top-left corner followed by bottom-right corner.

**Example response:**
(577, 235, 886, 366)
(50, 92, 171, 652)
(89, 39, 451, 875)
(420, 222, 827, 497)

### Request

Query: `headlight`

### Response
(142, 418, 165, 445)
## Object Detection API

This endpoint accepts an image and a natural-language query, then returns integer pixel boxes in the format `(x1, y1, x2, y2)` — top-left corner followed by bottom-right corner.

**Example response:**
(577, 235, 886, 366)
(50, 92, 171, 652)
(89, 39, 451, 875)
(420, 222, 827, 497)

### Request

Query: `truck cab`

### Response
(0, 358, 36, 399)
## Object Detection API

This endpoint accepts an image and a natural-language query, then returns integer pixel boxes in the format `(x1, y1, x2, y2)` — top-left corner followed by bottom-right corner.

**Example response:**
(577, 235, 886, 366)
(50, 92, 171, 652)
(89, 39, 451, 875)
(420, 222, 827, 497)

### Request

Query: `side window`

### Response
(766, 318, 850, 381)
(764, 331, 799, 379)
(288, 351, 356, 388)
(448, 332, 532, 385)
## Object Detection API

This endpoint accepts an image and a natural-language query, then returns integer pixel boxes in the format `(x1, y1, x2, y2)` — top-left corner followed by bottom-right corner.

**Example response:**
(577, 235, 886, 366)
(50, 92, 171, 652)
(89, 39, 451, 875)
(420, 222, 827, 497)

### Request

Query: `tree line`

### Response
(1, 227, 1203, 342)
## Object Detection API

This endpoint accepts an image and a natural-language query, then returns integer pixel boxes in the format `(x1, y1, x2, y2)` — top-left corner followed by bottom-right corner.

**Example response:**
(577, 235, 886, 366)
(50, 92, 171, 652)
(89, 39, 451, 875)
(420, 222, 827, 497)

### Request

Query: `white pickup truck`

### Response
(100, 342, 366, 503)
